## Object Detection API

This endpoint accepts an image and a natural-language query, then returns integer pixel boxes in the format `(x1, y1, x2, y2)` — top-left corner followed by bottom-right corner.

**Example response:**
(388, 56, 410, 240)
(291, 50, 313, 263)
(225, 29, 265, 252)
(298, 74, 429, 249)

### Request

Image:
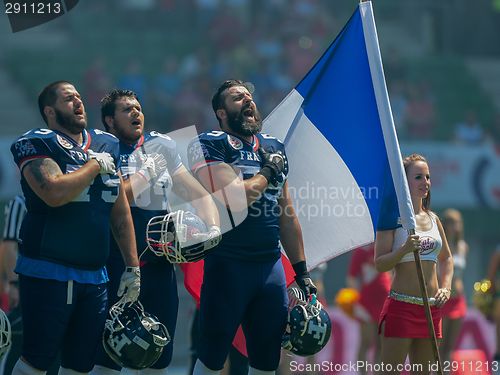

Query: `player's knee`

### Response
(58, 367, 89, 375)
(192, 359, 221, 375)
(89, 365, 121, 375)
(12, 359, 47, 375)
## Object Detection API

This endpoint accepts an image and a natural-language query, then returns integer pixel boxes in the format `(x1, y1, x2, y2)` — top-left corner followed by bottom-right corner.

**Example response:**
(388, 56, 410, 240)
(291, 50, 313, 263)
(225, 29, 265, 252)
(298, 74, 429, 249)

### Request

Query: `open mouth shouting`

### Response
(242, 105, 255, 122)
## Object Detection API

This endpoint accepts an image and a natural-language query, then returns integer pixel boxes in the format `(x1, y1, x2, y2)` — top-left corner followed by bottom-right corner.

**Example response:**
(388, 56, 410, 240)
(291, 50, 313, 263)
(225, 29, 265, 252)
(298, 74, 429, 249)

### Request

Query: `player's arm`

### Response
(110, 175, 139, 268)
(111, 176, 141, 302)
(195, 162, 269, 209)
(374, 229, 420, 272)
(278, 181, 317, 298)
(23, 157, 102, 207)
(172, 165, 220, 228)
(278, 181, 305, 264)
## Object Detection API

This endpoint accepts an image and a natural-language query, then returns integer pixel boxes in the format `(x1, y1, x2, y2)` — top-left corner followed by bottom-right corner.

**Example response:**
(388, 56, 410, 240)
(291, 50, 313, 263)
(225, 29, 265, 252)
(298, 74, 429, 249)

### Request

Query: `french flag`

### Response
(264, 0, 415, 270)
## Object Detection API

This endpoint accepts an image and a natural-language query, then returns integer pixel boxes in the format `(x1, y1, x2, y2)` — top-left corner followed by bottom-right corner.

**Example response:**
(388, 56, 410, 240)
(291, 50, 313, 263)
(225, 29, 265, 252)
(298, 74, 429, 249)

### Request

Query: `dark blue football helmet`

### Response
(103, 301, 170, 369)
(282, 288, 332, 356)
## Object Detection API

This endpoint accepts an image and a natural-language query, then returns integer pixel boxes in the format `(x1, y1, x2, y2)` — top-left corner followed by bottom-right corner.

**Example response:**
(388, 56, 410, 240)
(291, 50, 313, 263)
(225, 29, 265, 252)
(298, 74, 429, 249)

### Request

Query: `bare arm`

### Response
(196, 163, 269, 209)
(436, 217, 453, 290)
(110, 177, 139, 267)
(23, 158, 100, 207)
(278, 181, 306, 265)
(172, 165, 220, 227)
(374, 229, 420, 272)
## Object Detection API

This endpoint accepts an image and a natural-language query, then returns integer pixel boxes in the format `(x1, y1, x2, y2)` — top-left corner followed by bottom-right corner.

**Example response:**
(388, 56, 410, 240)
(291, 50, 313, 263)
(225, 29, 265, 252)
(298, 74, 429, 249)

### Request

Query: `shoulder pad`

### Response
(89, 128, 119, 142)
(18, 128, 55, 140)
(149, 130, 174, 142)
(198, 130, 227, 142)
(258, 133, 284, 145)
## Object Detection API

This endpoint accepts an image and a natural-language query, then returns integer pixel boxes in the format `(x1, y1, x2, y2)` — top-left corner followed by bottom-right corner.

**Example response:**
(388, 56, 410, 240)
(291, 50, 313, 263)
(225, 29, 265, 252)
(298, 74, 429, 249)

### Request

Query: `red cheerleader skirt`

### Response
(378, 297, 442, 338)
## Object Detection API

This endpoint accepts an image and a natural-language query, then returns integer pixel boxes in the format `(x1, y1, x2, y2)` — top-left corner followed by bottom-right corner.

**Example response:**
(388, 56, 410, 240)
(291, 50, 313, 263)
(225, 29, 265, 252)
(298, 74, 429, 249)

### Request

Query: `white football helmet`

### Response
(146, 210, 220, 263)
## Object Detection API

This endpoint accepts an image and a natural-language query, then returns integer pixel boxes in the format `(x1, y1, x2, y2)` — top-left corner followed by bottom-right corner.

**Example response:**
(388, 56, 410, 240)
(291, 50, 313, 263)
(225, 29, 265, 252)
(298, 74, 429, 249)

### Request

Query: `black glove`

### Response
(292, 261, 318, 301)
(257, 147, 288, 185)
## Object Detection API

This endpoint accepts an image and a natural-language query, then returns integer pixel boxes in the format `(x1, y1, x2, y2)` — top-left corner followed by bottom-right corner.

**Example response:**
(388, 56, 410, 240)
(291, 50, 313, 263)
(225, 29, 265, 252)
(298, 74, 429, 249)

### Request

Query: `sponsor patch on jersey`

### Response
(228, 135, 243, 150)
(57, 134, 73, 149)
(189, 141, 207, 162)
(14, 138, 37, 158)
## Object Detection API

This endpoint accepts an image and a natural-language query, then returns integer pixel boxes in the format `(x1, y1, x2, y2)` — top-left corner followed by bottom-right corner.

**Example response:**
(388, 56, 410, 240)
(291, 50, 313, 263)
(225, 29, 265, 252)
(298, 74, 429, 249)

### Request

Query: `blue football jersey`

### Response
(10, 128, 121, 270)
(111, 131, 182, 261)
(188, 130, 288, 261)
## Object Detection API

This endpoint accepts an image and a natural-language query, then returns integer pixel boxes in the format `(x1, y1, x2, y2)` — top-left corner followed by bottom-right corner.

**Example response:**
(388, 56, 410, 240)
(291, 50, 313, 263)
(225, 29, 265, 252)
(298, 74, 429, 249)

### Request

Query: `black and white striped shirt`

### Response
(3, 195, 26, 242)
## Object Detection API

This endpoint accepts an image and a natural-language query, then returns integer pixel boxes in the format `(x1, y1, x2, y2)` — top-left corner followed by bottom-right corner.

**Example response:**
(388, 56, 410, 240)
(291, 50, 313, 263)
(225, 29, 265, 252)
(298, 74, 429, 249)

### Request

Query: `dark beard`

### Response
(226, 108, 262, 136)
(55, 108, 87, 134)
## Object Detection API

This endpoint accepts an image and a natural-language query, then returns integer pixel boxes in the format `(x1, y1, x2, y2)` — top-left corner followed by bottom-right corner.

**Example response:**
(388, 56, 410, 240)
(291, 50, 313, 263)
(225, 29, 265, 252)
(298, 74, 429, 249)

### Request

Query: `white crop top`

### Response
(392, 213, 443, 263)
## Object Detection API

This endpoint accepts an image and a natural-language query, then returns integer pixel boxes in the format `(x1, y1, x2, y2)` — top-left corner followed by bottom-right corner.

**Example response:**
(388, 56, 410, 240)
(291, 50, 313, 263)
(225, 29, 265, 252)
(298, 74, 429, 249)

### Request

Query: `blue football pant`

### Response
(198, 256, 288, 371)
(19, 275, 108, 372)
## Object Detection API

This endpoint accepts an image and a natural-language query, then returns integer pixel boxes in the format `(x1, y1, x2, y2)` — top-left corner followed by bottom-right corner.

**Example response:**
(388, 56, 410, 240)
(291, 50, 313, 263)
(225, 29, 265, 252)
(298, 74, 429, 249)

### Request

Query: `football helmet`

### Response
(0, 309, 11, 359)
(103, 301, 170, 369)
(282, 288, 332, 357)
(146, 210, 220, 263)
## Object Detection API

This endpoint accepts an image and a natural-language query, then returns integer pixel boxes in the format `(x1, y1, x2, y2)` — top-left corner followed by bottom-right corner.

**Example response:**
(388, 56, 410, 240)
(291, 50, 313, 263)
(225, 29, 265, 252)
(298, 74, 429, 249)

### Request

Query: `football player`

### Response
(0, 194, 26, 374)
(187, 80, 317, 375)
(91, 89, 220, 375)
(9, 81, 140, 375)
(1, 194, 26, 311)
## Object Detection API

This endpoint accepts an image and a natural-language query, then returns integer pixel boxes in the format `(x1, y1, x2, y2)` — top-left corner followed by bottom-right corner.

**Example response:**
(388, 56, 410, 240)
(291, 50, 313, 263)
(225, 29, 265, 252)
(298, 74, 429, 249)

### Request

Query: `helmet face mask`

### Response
(282, 288, 332, 356)
(103, 301, 170, 369)
(0, 309, 11, 359)
(146, 210, 208, 263)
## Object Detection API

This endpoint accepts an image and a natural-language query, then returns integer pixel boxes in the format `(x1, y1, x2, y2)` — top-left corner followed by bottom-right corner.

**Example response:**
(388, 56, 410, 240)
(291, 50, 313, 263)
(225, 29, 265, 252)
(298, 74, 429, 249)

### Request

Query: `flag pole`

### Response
(409, 228, 443, 375)
(360, 3, 442, 369)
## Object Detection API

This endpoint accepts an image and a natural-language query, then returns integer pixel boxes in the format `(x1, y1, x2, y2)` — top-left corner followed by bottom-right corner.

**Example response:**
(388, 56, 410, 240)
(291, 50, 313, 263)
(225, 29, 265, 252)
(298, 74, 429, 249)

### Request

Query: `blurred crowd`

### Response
(81, 0, 341, 133)
(76, 0, 500, 145)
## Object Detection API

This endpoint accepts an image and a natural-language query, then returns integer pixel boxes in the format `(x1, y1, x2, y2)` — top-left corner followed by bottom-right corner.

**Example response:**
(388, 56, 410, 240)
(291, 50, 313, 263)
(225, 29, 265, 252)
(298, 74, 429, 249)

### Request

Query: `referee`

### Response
(1, 194, 26, 375)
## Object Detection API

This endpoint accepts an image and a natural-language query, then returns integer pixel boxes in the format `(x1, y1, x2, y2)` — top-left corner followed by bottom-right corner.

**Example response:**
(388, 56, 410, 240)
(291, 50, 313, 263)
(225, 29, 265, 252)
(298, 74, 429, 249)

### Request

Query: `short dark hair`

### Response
(38, 80, 73, 124)
(100, 89, 138, 131)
